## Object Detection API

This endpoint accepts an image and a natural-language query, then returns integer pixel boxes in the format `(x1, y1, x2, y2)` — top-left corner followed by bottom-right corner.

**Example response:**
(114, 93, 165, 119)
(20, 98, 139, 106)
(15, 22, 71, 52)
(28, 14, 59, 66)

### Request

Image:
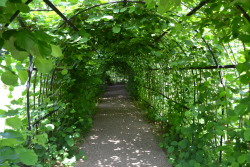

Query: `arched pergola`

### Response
(0, 0, 249, 166)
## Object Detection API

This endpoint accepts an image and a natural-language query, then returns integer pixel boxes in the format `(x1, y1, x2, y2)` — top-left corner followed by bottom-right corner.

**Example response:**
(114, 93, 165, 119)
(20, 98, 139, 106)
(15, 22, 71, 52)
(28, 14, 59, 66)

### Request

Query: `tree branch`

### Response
(186, 0, 211, 16)
(43, 0, 79, 31)
(236, 5, 250, 23)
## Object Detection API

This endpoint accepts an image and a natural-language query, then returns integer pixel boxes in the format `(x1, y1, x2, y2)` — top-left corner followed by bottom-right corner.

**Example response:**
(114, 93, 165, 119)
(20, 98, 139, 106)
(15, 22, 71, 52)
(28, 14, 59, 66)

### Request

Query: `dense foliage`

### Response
(0, 0, 249, 166)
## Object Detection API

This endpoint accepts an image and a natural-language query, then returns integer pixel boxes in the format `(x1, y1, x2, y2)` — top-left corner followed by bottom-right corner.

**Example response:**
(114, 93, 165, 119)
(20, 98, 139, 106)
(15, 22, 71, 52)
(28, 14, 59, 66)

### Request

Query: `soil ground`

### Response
(74, 85, 171, 167)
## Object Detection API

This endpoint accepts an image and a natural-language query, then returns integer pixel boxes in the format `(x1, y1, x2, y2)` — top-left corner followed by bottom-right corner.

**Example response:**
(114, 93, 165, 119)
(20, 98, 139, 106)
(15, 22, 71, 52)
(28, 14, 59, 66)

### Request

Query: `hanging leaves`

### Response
(34, 57, 54, 74)
(15, 30, 37, 52)
(18, 4, 30, 13)
(15, 147, 38, 165)
(6, 116, 22, 129)
(1, 71, 18, 86)
(18, 70, 28, 84)
(11, 50, 29, 62)
(32, 133, 48, 147)
(38, 40, 52, 58)
(51, 44, 63, 58)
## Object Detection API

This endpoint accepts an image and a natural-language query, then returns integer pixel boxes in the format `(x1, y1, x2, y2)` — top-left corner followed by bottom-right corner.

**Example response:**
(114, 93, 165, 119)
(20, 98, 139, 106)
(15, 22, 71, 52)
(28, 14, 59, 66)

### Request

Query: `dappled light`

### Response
(75, 85, 170, 167)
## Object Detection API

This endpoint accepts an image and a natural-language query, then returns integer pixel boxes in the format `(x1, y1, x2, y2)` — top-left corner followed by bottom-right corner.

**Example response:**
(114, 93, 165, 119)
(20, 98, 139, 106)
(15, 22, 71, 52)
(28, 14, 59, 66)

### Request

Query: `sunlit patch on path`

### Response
(75, 85, 171, 167)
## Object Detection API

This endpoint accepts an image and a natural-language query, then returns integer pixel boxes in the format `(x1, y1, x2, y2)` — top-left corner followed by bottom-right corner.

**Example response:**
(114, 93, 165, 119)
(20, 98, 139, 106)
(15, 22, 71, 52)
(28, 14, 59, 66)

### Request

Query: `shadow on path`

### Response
(75, 85, 171, 167)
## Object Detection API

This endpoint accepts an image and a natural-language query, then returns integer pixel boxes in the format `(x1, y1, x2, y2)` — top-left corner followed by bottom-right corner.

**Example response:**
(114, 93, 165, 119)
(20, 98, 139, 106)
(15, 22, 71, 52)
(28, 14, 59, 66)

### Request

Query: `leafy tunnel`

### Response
(0, 0, 249, 166)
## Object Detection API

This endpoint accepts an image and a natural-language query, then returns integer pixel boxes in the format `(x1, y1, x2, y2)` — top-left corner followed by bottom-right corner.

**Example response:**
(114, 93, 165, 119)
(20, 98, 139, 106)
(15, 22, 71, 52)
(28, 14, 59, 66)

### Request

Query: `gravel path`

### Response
(74, 85, 171, 167)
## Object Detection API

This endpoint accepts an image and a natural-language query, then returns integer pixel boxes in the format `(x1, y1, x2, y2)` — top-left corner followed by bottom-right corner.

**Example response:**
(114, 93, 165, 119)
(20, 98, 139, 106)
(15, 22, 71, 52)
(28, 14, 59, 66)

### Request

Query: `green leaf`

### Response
(232, 161, 240, 167)
(120, 7, 127, 12)
(76, 150, 85, 160)
(4, 109, 19, 117)
(0, 109, 6, 118)
(38, 40, 52, 57)
(32, 133, 48, 147)
(237, 154, 247, 164)
(70, 109, 76, 113)
(73, 132, 80, 138)
(34, 57, 54, 73)
(113, 8, 119, 13)
(112, 26, 121, 33)
(69, 0, 78, 3)
(0, 0, 8, 7)
(2, 30, 18, 40)
(11, 50, 29, 62)
(18, 3, 30, 13)
(158, 0, 168, 15)
(80, 36, 89, 43)
(79, 30, 90, 43)
(65, 136, 74, 147)
(45, 124, 54, 131)
(0, 138, 23, 147)
(168, 146, 174, 153)
(61, 69, 68, 75)
(4, 36, 17, 53)
(244, 128, 250, 141)
(34, 30, 54, 42)
(171, 141, 178, 146)
(238, 34, 250, 43)
(129, 6, 135, 13)
(0, 147, 18, 162)
(239, 73, 250, 84)
(18, 70, 28, 84)
(15, 30, 37, 52)
(146, 0, 156, 9)
(1, 71, 18, 86)
(178, 139, 188, 149)
(0, 129, 24, 141)
(16, 148, 38, 165)
(236, 63, 249, 73)
(6, 116, 22, 129)
(51, 44, 63, 57)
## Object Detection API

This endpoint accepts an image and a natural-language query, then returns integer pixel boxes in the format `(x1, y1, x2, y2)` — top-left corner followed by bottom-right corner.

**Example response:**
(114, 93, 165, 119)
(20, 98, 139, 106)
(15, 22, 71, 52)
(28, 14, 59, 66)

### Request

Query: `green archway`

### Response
(0, 0, 249, 166)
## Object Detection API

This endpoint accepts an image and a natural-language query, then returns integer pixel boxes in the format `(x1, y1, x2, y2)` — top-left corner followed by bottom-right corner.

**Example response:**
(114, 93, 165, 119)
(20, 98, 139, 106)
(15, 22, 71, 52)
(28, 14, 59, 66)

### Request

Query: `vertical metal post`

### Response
(27, 55, 33, 144)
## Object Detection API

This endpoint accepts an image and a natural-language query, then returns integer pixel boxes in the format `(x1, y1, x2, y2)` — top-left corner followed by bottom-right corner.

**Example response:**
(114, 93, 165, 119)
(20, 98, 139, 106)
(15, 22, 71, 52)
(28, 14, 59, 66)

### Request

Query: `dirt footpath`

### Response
(74, 85, 171, 167)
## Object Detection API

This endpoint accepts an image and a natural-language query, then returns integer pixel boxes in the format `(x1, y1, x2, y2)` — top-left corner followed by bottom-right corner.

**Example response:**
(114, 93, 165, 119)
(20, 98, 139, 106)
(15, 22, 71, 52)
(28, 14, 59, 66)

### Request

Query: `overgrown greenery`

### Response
(0, 0, 249, 166)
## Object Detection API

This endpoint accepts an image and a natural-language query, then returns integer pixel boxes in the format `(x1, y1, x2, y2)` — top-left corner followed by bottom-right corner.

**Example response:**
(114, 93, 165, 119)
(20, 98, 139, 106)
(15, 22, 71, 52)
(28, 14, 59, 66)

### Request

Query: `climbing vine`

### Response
(0, 0, 249, 166)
